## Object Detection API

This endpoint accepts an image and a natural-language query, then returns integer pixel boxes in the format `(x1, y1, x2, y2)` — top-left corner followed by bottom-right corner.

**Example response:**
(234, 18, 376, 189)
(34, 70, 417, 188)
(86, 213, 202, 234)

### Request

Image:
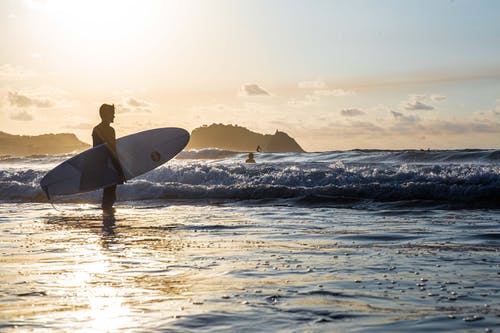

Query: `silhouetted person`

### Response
(102, 212, 116, 237)
(256, 145, 262, 152)
(92, 104, 125, 213)
(246, 152, 256, 163)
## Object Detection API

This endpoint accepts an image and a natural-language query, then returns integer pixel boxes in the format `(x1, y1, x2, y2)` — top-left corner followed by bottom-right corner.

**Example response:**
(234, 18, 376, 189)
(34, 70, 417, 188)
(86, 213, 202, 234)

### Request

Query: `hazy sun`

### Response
(44, 0, 167, 44)
(29, 0, 197, 80)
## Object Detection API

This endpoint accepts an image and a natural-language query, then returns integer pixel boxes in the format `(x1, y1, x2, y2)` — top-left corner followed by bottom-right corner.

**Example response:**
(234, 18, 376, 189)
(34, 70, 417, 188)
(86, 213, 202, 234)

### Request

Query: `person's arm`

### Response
(92, 128, 100, 147)
(94, 125, 126, 183)
(107, 128, 126, 183)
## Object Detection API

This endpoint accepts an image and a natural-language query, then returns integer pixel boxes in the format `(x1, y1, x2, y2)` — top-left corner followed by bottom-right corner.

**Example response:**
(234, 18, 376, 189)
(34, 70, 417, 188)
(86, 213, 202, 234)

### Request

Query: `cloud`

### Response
(10, 110, 33, 121)
(116, 104, 151, 114)
(116, 96, 152, 113)
(240, 84, 270, 96)
(390, 110, 404, 119)
(65, 122, 93, 130)
(404, 100, 434, 111)
(190, 102, 275, 125)
(347, 121, 384, 133)
(8, 91, 54, 108)
(340, 108, 365, 117)
(192, 103, 227, 113)
(430, 94, 447, 101)
(8, 13, 17, 19)
(288, 86, 355, 109)
(311, 120, 385, 138)
(314, 89, 355, 97)
(409, 94, 428, 101)
(388, 114, 500, 135)
(473, 109, 500, 119)
(288, 94, 318, 108)
(289, 90, 356, 108)
(24, 0, 49, 10)
(126, 97, 150, 107)
(0, 64, 35, 80)
(401, 93, 444, 110)
(391, 110, 420, 124)
(298, 80, 326, 89)
(293, 79, 356, 109)
(428, 120, 500, 135)
(298, 79, 355, 96)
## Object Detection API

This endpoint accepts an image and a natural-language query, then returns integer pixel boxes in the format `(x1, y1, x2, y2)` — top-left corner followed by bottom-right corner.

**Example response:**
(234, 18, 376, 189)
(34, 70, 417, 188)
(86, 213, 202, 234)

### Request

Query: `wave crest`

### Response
(2, 161, 499, 208)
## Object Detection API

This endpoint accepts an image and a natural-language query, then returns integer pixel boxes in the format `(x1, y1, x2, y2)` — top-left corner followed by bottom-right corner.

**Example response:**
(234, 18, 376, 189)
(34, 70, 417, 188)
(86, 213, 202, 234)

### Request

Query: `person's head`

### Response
(99, 104, 115, 124)
(248, 152, 254, 158)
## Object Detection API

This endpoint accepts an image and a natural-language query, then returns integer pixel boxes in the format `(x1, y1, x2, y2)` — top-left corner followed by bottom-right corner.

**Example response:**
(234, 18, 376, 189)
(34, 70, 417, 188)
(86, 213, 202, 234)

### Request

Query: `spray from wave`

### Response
(1, 149, 500, 208)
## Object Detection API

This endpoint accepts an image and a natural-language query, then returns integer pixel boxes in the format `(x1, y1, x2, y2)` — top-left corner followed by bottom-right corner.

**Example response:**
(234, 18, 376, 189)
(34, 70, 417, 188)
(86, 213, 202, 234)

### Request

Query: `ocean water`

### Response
(0, 149, 499, 332)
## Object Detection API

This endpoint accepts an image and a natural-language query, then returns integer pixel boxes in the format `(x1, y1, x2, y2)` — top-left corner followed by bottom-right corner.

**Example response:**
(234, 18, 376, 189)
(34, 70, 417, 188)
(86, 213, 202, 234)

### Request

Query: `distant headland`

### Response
(187, 124, 305, 153)
(0, 124, 304, 156)
(0, 131, 89, 156)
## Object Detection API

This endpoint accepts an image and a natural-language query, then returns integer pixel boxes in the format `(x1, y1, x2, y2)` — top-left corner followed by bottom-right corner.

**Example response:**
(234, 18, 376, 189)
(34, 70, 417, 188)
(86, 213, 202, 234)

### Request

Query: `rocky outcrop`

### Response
(186, 124, 305, 152)
(0, 131, 89, 156)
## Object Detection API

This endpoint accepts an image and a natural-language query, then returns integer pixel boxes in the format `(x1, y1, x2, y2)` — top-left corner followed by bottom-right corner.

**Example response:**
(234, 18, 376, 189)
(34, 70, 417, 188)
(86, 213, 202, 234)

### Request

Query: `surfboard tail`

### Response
(41, 185, 51, 201)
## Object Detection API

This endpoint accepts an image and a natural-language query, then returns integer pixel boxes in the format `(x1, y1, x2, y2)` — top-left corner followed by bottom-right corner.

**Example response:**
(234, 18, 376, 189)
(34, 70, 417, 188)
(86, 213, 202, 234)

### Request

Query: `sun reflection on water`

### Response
(2, 202, 499, 332)
(61, 228, 134, 332)
(77, 286, 132, 333)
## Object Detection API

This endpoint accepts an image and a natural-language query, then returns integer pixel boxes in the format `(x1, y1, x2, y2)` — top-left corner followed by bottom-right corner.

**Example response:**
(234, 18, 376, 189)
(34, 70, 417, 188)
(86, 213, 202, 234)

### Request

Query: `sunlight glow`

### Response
(82, 286, 132, 333)
(68, 244, 133, 332)
(45, 0, 155, 43)
(2, 1, 499, 149)
(33, 0, 195, 76)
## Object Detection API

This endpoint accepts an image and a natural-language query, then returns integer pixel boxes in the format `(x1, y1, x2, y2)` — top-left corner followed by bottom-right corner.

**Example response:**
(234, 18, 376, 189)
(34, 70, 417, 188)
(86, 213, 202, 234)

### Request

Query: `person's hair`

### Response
(99, 104, 115, 119)
(249, 152, 254, 158)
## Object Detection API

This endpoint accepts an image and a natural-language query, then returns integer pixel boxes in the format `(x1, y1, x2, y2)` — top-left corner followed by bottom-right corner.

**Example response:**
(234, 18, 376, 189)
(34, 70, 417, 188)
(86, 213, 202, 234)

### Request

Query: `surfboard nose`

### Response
(164, 127, 190, 148)
(177, 128, 190, 144)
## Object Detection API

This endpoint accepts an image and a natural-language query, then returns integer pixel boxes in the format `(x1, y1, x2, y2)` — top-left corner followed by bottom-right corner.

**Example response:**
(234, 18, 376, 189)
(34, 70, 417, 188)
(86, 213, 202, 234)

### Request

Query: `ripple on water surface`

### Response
(0, 202, 498, 332)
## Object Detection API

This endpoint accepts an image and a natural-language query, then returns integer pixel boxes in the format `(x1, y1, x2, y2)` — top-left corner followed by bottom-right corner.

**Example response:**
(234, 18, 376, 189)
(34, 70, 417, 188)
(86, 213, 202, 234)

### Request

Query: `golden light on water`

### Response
(62, 243, 134, 332)
(79, 286, 131, 333)
(2, 202, 499, 330)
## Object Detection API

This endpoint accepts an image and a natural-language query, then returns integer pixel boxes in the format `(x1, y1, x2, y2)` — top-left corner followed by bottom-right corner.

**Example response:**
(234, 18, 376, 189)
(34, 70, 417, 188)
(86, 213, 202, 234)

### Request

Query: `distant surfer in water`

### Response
(246, 152, 256, 163)
(92, 104, 125, 212)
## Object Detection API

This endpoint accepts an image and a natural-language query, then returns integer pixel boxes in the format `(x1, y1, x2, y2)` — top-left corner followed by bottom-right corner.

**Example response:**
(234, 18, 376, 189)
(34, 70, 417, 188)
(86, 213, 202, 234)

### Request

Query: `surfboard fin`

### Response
(42, 185, 51, 201)
(42, 185, 61, 211)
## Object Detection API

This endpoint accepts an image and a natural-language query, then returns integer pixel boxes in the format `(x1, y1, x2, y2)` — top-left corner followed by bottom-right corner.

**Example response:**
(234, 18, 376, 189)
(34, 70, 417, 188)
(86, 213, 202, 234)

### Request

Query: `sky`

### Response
(1, 0, 500, 151)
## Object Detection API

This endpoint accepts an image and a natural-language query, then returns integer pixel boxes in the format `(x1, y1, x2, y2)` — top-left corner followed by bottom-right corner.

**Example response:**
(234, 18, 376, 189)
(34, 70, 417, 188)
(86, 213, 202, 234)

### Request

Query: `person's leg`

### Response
(102, 184, 117, 211)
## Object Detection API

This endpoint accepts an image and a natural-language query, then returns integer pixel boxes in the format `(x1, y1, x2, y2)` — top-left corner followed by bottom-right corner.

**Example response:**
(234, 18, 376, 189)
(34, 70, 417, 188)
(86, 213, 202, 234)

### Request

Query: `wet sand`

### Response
(0, 202, 499, 332)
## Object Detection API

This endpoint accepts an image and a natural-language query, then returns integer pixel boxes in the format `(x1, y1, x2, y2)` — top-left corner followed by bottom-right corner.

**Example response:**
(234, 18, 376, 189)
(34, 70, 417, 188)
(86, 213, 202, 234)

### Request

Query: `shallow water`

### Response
(1, 201, 498, 332)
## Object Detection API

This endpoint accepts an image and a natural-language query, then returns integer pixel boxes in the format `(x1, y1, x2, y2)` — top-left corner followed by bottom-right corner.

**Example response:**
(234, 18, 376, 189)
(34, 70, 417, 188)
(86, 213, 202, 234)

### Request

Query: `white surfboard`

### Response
(40, 127, 190, 198)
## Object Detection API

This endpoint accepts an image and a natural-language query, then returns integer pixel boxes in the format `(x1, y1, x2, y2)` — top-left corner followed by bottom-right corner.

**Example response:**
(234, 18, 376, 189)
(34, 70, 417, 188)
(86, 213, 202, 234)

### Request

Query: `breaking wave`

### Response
(1, 153, 500, 208)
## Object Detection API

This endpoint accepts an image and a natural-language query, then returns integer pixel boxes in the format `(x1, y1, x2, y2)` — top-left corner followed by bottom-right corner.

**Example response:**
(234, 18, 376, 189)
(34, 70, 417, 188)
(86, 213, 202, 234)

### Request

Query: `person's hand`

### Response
(118, 173, 126, 184)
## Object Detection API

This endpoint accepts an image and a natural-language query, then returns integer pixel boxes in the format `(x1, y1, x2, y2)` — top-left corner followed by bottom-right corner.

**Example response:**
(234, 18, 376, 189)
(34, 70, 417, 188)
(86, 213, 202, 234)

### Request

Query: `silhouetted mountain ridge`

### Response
(187, 124, 305, 152)
(0, 131, 89, 156)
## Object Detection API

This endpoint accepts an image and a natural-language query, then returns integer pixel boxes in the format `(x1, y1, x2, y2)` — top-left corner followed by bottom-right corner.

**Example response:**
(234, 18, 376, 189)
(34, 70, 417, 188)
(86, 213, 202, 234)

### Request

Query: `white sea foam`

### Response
(1, 150, 499, 207)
